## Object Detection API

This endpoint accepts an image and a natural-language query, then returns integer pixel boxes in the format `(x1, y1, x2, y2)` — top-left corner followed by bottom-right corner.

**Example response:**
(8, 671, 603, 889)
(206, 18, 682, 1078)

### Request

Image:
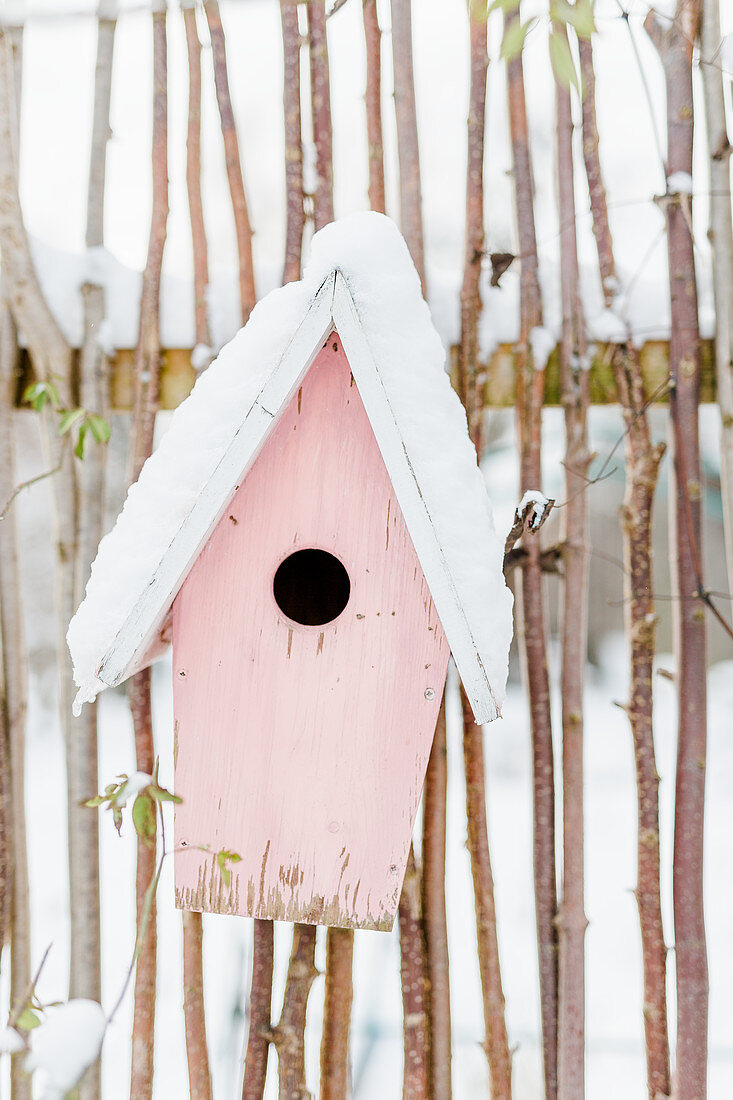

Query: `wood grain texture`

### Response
(173, 335, 449, 929)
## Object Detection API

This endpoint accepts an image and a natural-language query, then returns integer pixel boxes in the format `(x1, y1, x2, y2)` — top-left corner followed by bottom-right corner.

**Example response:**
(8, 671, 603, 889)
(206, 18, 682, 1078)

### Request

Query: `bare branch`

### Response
(205, 0, 257, 324)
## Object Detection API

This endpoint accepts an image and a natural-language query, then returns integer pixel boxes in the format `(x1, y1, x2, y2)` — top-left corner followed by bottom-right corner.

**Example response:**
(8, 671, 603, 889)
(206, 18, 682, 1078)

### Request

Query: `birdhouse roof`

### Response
(68, 214, 513, 723)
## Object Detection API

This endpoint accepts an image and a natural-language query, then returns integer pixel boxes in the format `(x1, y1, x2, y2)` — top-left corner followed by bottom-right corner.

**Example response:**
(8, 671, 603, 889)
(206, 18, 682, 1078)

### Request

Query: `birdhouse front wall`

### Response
(172, 332, 449, 930)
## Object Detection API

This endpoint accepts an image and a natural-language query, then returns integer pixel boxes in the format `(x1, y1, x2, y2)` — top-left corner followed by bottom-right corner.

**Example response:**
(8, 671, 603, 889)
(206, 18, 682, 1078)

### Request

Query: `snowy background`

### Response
(2, 0, 733, 1096)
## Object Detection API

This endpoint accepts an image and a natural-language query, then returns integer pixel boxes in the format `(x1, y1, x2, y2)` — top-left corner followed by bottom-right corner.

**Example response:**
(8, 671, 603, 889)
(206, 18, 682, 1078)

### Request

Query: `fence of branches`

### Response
(0, 0, 731, 1098)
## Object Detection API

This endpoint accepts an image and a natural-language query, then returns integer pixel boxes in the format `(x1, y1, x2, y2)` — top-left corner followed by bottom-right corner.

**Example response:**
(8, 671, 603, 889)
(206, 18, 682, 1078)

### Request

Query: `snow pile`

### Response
(68, 213, 513, 716)
(666, 171, 694, 195)
(0, 1027, 25, 1054)
(26, 1000, 106, 1099)
(117, 771, 153, 805)
(528, 326, 556, 371)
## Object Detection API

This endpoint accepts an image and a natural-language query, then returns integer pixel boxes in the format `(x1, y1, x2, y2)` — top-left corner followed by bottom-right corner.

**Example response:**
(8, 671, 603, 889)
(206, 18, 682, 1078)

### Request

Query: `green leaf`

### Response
(500, 16, 536, 60)
(149, 786, 182, 804)
(132, 793, 157, 846)
(16, 1008, 41, 1031)
(58, 407, 86, 436)
(74, 422, 89, 460)
(23, 380, 60, 412)
(216, 849, 242, 889)
(83, 795, 106, 808)
(112, 803, 123, 836)
(551, 0, 596, 39)
(549, 28, 579, 90)
(87, 414, 111, 444)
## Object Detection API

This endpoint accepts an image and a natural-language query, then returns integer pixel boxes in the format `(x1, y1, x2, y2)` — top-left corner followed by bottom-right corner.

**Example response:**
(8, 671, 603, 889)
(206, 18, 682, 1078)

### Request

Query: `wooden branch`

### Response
(184, 3, 211, 359)
(272, 923, 318, 1100)
(183, 910, 213, 1100)
(128, 2, 168, 483)
(319, 928, 354, 1100)
(307, 0, 334, 230)
(700, 0, 733, 597)
(555, 26, 590, 1099)
(362, 0, 385, 214)
(421, 696, 451, 1100)
(390, 0, 425, 290)
(398, 844, 430, 1100)
(578, 38, 615, 308)
(129, 668, 156, 1100)
(242, 919, 274, 1100)
(504, 13, 557, 1099)
(128, 9, 167, 1096)
(280, 0, 305, 282)
(75, 12, 116, 1097)
(458, 0, 489, 452)
(461, 688, 513, 1099)
(645, 7, 709, 1098)
(205, 0, 257, 325)
(579, 34, 671, 1100)
(0, 298, 31, 1100)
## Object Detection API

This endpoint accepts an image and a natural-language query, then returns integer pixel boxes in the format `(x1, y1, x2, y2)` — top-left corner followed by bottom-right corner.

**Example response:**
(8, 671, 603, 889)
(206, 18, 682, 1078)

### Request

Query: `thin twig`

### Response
(0, 460, 62, 520)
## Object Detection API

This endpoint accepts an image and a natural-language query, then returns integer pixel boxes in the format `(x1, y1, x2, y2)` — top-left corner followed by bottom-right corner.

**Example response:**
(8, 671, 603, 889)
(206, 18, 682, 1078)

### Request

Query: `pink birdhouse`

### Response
(68, 215, 513, 932)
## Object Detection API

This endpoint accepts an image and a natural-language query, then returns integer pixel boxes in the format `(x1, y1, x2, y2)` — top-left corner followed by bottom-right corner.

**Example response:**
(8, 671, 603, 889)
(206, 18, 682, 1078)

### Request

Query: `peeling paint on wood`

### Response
(172, 336, 449, 929)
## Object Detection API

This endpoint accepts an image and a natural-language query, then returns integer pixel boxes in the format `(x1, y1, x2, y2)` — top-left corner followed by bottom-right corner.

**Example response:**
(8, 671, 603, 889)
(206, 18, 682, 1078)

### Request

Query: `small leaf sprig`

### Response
(490, 0, 597, 90)
(83, 761, 180, 844)
(24, 378, 111, 460)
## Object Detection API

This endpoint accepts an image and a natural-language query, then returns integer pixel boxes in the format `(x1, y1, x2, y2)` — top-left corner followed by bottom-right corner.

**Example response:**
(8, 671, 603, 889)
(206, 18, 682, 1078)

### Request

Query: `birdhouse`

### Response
(68, 214, 513, 932)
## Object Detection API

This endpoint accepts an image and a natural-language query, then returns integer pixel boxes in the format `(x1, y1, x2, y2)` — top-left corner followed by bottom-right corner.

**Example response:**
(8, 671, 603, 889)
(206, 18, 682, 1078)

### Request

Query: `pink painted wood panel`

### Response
(172, 333, 450, 930)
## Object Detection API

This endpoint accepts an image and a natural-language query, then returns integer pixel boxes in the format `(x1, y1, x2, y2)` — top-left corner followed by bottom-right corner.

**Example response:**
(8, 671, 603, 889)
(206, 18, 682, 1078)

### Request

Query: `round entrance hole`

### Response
(273, 549, 351, 626)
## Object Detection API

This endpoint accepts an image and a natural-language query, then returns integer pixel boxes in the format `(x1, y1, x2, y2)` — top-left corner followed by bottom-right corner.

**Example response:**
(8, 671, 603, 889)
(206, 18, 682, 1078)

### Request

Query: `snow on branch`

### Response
(504, 490, 555, 558)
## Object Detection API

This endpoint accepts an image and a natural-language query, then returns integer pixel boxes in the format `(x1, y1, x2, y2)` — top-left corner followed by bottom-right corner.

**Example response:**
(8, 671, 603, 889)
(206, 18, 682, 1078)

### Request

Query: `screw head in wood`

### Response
(424, 687, 435, 700)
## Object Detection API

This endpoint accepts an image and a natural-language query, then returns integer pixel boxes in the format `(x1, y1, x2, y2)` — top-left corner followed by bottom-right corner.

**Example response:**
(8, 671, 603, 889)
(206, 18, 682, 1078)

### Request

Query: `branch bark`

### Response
(129, 670, 156, 1100)
(183, 1, 211, 362)
(183, 909, 213, 1100)
(307, 0, 335, 230)
(0, 293, 31, 1100)
(398, 844, 430, 1100)
(504, 15, 557, 1099)
(578, 34, 671, 1100)
(272, 923, 318, 1100)
(645, 7, 709, 1097)
(205, 0, 257, 325)
(458, 0, 489, 452)
(362, 0, 385, 214)
(461, 689, 512, 1099)
(319, 927, 354, 1100)
(242, 919, 274, 1100)
(75, 11, 117, 1096)
(128, 8, 168, 1096)
(390, 0, 425, 289)
(280, 0, 305, 282)
(554, 28, 591, 1100)
(699, 0, 733, 598)
(421, 697, 451, 1100)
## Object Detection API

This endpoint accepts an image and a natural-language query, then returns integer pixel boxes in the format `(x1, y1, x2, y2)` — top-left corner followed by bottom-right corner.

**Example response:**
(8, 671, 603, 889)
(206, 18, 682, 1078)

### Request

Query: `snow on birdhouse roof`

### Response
(68, 213, 513, 723)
